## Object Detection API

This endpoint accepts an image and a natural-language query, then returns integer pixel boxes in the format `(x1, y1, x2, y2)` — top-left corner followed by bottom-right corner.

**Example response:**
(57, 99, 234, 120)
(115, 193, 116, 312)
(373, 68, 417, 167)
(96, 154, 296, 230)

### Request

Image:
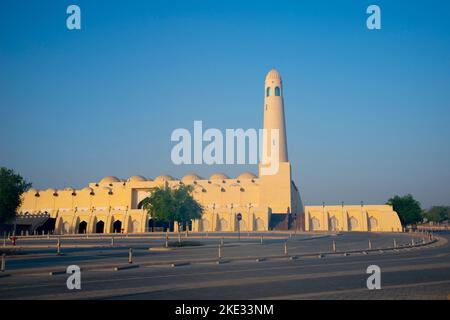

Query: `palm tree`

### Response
(141, 185, 203, 234)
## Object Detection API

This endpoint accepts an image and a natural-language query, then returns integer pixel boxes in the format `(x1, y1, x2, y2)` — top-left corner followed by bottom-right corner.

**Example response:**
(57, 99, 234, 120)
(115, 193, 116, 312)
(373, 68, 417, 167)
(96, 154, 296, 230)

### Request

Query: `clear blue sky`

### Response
(1, 0, 449, 208)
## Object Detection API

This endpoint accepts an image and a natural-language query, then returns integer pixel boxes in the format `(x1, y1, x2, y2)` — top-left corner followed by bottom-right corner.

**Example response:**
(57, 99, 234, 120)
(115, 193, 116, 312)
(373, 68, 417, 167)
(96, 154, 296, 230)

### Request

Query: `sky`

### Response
(0, 0, 449, 209)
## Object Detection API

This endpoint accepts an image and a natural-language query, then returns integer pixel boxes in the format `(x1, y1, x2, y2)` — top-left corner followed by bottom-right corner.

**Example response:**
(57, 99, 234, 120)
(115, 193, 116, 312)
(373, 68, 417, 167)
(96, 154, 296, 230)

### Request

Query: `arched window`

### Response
(266, 87, 271, 97)
(275, 87, 281, 96)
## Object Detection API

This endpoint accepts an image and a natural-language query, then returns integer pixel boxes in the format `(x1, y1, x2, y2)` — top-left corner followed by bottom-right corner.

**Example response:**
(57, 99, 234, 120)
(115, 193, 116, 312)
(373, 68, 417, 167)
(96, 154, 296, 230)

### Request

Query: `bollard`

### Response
(332, 240, 336, 253)
(220, 237, 224, 246)
(368, 240, 372, 250)
(260, 235, 263, 245)
(218, 244, 222, 260)
(411, 238, 415, 246)
(393, 239, 397, 248)
(284, 241, 288, 256)
(422, 237, 426, 244)
(56, 237, 61, 255)
(1, 254, 5, 272)
(128, 248, 133, 264)
(178, 233, 181, 244)
(165, 235, 169, 248)
(47, 233, 50, 239)
(2, 235, 5, 247)
(111, 236, 115, 247)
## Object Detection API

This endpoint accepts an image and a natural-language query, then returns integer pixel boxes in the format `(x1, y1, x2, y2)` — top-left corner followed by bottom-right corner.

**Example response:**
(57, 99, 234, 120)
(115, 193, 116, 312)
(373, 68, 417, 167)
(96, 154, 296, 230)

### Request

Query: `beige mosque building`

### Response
(16, 69, 402, 234)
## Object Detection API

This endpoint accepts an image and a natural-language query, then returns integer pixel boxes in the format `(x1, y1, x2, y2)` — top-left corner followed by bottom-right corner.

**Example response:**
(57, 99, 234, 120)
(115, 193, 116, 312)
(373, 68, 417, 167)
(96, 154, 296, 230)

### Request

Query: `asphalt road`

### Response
(0, 231, 448, 300)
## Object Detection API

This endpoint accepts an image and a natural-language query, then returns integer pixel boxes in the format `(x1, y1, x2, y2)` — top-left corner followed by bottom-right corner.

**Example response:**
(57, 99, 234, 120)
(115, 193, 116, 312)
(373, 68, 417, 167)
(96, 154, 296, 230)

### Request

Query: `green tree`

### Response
(0, 167, 31, 225)
(423, 206, 449, 223)
(141, 184, 203, 233)
(386, 194, 422, 226)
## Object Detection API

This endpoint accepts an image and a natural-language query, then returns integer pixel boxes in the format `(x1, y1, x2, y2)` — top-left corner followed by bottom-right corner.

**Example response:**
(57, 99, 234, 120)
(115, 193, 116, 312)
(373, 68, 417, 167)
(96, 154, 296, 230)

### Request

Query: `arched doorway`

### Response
(132, 220, 140, 233)
(255, 218, 265, 231)
(310, 217, 320, 231)
(96, 220, 105, 233)
(200, 219, 210, 232)
(113, 220, 122, 233)
(329, 217, 339, 231)
(78, 221, 87, 234)
(348, 217, 359, 231)
(217, 218, 228, 232)
(62, 222, 70, 234)
(368, 217, 378, 231)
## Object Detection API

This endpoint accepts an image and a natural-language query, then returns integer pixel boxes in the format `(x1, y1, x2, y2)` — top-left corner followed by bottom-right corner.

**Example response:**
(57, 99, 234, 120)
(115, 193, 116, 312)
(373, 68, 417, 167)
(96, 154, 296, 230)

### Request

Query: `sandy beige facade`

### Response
(16, 69, 402, 234)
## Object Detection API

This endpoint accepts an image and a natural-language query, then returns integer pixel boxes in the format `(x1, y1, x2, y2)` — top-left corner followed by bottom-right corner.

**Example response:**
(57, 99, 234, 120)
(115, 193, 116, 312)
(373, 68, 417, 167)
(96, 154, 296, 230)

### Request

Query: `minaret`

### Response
(261, 69, 289, 172)
(259, 68, 304, 226)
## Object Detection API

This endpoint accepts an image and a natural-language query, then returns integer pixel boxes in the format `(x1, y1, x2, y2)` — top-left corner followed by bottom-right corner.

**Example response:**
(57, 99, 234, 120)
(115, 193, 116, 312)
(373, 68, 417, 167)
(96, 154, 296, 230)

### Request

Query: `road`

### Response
(0, 231, 448, 299)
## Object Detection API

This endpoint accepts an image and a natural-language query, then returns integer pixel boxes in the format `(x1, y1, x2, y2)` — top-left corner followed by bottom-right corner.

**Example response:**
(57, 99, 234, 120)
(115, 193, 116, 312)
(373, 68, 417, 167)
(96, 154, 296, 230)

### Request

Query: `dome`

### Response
(155, 175, 175, 183)
(237, 172, 257, 180)
(127, 175, 147, 182)
(265, 68, 281, 81)
(182, 173, 203, 183)
(210, 173, 229, 181)
(99, 176, 120, 185)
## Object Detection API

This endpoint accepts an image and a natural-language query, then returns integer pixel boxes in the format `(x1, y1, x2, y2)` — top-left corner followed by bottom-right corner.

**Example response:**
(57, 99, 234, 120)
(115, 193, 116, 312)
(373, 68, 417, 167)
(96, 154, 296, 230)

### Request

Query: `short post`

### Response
(411, 238, 415, 246)
(47, 233, 50, 239)
(260, 235, 263, 245)
(284, 241, 288, 256)
(56, 237, 61, 255)
(111, 236, 115, 247)
(332, 240, 336, 253)
(393, 239, 397, 248)
(178, 232, 181, 244)
(422, 237, 426, 244)
(128, 248, 133, 264)
(2, 235, 5, 247)
(368, 240, 372, 250)
(218, 244, 222, 260)
(220, 237, 224, 246)
(1, 254, 5, 272)
(165, 234, 169, 248)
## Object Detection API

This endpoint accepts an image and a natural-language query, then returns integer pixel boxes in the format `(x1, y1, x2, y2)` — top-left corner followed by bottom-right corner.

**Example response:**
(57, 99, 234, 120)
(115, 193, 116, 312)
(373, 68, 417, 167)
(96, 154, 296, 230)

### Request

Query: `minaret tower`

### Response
(259, 68, 304, 228)
(262, 68, 289, 165)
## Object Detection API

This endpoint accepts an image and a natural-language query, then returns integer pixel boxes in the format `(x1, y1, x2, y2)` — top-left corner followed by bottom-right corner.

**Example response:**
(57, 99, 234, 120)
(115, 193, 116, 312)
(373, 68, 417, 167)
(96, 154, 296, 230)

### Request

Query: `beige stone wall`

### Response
(18, 173, 274, 234)
(305, 205, 402, 232)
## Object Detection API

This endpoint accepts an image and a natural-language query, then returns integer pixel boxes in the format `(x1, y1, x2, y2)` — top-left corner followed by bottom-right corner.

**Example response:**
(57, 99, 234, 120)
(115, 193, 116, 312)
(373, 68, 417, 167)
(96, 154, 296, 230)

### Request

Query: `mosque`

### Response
(16, 69, 402, 234)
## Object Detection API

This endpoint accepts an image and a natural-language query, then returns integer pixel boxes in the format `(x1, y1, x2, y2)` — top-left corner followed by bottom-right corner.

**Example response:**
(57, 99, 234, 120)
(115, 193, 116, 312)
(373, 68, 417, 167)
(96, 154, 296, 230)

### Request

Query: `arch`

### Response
(137, 199, 146, 209)
(132, 220, 140, 233)
(113, 220, 122, 233)
(348, 217, 359, 231)
(200, 219, 210, 232)
(62, 221, 70, 234)
(96, 220, 105, 233)
(255, 218, 265, 231)
(266, 87, 271, 97)
(78, 221, 87, 234)
(329, 216, 339, 231)
(368, 217, 378, 231)
(275, 86, 281, 96)
(310, 217, 320, 231)
(217, 218, 228, 232)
